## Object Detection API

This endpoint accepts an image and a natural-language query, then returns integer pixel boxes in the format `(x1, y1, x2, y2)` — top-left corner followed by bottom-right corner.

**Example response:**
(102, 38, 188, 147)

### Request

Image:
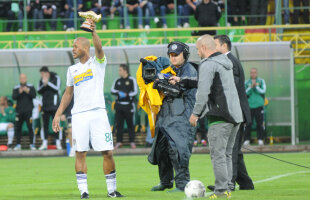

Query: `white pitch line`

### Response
(253, 170, 309, 184)
(235, 170, 309, 189)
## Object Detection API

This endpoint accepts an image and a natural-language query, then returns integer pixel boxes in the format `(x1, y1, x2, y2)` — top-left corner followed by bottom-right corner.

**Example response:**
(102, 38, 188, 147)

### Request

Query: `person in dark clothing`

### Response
(0, 2, 15, 32)
(12, 74, 36, 150)
(41, 1, 58, 31)
(119, 0, 143, 29)
(192, 0, 221, 36)
(37, 66, 61, 150)
(230, 0, 247, 26)
(249, 0, 268, 25)
(292, 0, 309, 24)
(210, 35, 254, 191)
(91, 0, 111, 29)
(111, 64, 138, 149)
(148, 41, 197, 192)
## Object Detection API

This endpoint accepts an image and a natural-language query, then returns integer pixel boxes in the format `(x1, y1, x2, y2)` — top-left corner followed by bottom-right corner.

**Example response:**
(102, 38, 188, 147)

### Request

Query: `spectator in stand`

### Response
(41, 1, 57, 31)
(140, 0, 160, 29)
(64, 0, 83, 31)
(30, 0, 44, 31)
(37, 66, 62, 150)
(293, 0, 309, 24)
(249, 0, 268, 25)
(12, 74, 36, 151)
(275, 0, 290, 24)
(192, 0, 221, 36)
(230, 0, 247, 26)
(18, 0, 32, 32)
(0, 2, 15, 32)
(183, 0, 201, 28)
(0, 97, 15, 150)
(158, 0, 174, 28)
(111, 64, 138, 149)
(110, 0, 121, 20)
(91, 0, 111, 30)
(119, 0, 143, 29)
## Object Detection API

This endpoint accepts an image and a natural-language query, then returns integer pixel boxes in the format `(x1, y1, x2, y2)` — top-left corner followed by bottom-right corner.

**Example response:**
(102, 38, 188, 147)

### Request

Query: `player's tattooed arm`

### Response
(90, 20, 104, 59)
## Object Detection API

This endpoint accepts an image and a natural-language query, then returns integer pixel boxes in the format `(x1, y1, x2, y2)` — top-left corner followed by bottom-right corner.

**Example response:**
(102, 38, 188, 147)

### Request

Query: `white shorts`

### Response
(0, 123, 9, 132)
(72, 108, 114, 152)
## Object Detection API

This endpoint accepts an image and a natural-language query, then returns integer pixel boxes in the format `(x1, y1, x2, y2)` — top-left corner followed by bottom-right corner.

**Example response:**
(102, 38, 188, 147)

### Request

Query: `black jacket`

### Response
(37, 72, 60, 111)
(12, 83, 36, 114)
(227, 52, 251, 124)
(195, 1, 221, 27)
(111, 76, 138, 104)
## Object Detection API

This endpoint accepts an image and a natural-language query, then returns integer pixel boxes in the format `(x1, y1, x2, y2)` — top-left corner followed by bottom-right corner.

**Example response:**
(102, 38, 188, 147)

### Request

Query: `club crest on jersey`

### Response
(125, 81, 130, 85)
(74, 69, 94, 86)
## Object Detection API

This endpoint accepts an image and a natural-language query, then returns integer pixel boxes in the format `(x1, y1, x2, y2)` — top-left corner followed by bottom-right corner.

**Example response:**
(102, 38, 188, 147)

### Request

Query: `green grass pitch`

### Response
(0, 152, 309, 199)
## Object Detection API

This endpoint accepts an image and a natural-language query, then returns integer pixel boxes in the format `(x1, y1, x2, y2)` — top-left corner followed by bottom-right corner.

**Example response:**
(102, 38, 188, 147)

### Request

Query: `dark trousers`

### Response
(156, 131, 190, 190)
(244, 107, 265, 141)
(42, 110, 56, 140)
(15, 111, 34, 145)
(249, 0, 268, 25)
(231, 123, 254, 190)
(115, 103, 135, 143)
(196, 117, 207, 141)
(293, 0, 309, 24)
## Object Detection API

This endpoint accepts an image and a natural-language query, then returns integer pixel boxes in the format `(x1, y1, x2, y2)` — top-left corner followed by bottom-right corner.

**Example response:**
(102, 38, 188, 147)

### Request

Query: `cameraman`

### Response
(148, 41, 197, 192)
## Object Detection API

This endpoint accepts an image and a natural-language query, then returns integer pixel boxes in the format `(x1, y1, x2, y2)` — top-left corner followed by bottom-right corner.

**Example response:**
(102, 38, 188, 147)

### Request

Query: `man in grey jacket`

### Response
(189, 35, 243, 199)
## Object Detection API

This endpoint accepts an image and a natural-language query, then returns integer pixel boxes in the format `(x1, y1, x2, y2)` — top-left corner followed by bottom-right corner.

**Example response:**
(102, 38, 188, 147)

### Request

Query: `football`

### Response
(184, 180, 206, 198)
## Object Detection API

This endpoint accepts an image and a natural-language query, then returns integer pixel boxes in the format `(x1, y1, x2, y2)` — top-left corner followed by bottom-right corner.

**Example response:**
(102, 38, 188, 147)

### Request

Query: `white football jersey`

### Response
(67, 56, 107, 115)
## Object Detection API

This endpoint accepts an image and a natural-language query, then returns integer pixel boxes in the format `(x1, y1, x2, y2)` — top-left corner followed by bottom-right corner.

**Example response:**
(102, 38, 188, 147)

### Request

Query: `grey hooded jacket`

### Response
(193, 52, 243, 124)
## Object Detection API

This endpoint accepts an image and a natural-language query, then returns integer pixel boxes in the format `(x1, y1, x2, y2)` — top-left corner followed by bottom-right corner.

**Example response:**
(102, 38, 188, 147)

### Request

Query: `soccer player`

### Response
(52, 20, 124, 199)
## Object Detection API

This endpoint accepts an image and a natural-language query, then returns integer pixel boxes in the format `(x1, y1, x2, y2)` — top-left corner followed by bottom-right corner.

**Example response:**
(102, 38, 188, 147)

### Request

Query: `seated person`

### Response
(41, 1, 57, 31)
(0, 97, 15, 150)
(0, 2, 15, 31)
(64, 0, 83, 31)
(91, 0, 111, 30)
(119, 0, 143, 29)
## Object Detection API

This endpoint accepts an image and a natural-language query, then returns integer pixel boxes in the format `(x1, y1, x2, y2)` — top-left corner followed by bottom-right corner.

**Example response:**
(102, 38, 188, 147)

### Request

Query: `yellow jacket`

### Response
(136, 55, 176, 138)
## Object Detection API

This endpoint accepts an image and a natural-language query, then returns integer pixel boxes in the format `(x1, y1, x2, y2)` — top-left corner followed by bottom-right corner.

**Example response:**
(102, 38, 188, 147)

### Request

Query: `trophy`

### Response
(78, 11, 102, 32)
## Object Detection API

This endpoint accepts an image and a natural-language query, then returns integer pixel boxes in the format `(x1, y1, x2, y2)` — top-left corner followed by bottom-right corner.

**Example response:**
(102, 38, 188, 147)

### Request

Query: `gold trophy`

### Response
(78, 11, 102, 32)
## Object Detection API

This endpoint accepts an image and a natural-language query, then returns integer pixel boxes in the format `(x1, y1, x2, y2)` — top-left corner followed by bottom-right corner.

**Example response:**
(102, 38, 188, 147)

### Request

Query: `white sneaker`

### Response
(154, 17, 159, 24)
(243, 140, 250, 146)
(56, 140, 62, 150)
(138, 24, 143, 29)
(18, 28, 23, 32)
(183, 22, 190, 28)
(258, 140, 264, 146)
(39, 143, 47, 150)
(177, 25, 182, 28)
(13, 144, 21, 151)
(125, 26, 131, 29)
(120, 24, 124, 29)
(145, 25, 150, 30)
(163, 24, 168, 29)
(102, 24, 107, 30)
(30, 144, 36, 150)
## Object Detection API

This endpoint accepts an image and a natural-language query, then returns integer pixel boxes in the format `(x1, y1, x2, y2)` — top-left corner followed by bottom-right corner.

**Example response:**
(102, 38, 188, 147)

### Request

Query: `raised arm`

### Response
(90, 21, 104, 59)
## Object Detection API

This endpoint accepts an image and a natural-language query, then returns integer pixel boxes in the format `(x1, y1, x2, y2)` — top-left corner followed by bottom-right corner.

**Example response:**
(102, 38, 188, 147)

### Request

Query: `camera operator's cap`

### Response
(168, 43, 185, 55)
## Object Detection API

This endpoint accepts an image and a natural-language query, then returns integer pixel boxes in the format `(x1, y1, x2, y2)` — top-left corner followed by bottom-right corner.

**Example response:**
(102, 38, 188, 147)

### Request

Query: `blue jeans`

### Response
(275, 0, 289, 24)
(65, 8, 82, 28)
(183, 3, 197, 24)
(177, 5, 184, 26)
(92, 6, 109, 25)
(33, 8, 43, 30)
(144, 2, 156, 25)
(119, 6, 143, 27)
(145, 125, 154, 144)
(43, 9, 57, 30)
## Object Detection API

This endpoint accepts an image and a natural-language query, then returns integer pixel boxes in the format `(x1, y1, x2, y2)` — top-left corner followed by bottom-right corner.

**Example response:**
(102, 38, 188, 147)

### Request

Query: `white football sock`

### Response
(105, 171, 116, 194)
(7, 128, 14, 145)
(76, 173, 88, 195)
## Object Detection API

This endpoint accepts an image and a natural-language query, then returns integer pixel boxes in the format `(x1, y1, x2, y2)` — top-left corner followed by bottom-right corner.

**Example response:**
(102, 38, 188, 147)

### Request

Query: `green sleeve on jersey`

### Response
(95, 55, 106, 64)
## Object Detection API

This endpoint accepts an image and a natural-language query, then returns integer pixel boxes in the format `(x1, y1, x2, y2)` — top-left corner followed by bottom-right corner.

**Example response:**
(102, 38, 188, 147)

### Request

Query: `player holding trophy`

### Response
(52, 11, 124, 199)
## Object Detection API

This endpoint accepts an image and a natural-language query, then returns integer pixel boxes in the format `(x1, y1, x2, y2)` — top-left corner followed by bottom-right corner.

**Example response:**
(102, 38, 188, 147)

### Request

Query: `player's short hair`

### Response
(120, 64, 130, 75)
(40, 66, 49, 72)
(214, 35, 232, 51)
